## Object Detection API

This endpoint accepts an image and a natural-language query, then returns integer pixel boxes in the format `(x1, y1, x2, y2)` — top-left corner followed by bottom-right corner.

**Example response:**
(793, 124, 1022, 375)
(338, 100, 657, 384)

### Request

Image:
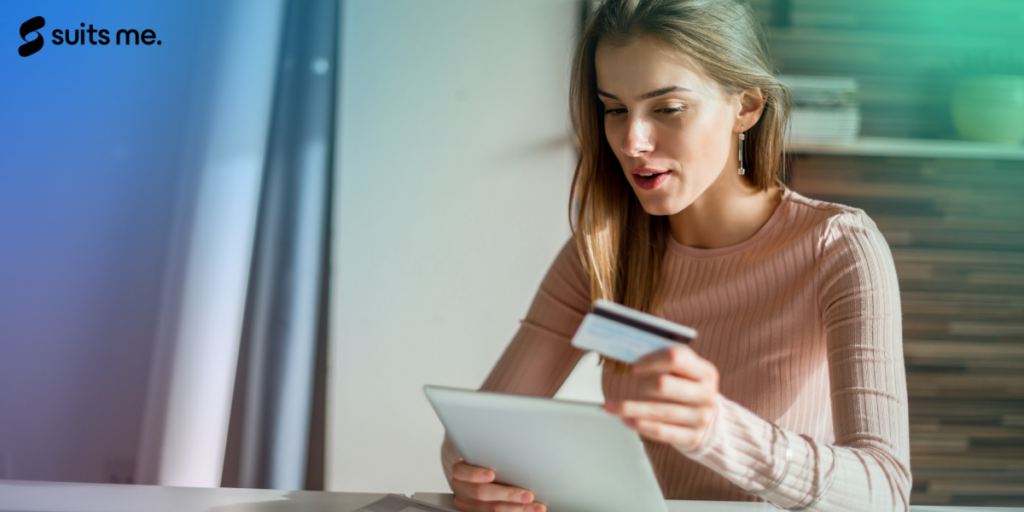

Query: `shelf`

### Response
(786, 136, 1024, 161)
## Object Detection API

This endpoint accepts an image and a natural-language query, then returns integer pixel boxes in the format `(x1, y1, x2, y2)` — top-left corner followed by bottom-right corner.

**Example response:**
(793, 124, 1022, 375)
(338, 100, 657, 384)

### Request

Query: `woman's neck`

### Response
(667, 170, 783, 250)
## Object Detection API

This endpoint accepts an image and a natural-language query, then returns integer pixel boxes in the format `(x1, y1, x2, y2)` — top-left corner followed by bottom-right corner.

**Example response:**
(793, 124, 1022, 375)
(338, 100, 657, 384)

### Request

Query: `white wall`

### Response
(327, 0, 602, 494)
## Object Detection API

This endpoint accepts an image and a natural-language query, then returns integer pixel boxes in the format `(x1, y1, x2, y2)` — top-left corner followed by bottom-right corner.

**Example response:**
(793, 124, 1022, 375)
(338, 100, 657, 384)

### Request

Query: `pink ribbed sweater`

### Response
(441, 187, 911, 511)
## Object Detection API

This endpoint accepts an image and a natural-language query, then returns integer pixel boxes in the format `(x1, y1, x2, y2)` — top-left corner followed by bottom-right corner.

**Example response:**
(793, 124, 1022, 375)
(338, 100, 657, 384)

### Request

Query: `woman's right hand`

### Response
(449, 458, 546, 512)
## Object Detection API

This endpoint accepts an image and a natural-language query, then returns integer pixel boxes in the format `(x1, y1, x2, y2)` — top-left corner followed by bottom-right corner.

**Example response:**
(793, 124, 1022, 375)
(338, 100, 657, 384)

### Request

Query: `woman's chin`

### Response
(638, 203, 679, 217)
(636, 196, 687, 217)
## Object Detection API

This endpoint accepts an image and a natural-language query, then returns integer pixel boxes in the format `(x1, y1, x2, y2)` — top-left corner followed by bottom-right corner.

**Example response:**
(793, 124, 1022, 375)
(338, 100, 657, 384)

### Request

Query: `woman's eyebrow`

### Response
(596, 86, 692, 101)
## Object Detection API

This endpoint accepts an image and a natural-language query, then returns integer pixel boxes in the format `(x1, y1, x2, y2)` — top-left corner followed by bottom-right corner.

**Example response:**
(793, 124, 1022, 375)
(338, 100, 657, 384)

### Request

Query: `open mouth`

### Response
(631, 170, 670, 190)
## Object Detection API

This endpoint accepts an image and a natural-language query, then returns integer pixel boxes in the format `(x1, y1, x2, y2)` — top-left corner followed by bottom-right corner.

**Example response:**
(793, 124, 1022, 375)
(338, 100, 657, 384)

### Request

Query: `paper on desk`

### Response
(355, 494, 457, 512)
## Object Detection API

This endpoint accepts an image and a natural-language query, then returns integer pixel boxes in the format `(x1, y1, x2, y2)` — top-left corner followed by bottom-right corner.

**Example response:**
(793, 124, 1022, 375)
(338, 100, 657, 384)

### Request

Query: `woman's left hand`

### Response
(602, 345, 720, 453)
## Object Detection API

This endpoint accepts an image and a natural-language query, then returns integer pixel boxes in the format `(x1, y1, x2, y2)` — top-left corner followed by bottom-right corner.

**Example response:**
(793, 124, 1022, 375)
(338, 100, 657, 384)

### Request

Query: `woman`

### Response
(441, 0, 911, 510)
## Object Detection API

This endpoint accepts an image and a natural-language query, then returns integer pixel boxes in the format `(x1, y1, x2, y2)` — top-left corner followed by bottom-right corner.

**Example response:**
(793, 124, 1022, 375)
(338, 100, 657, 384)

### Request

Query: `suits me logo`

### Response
(19, 16, 45, 57)
(18, 16, 163, 57)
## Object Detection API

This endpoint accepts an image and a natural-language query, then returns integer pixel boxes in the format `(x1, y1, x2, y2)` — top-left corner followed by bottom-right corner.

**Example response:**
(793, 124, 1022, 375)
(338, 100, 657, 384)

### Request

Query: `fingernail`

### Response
(533, 505, 545, 512)
(520, 491, 532, 503)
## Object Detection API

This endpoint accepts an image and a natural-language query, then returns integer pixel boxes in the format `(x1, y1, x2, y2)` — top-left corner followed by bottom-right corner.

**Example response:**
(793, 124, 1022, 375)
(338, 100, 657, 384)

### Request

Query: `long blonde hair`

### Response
(568, 0, 793, 374)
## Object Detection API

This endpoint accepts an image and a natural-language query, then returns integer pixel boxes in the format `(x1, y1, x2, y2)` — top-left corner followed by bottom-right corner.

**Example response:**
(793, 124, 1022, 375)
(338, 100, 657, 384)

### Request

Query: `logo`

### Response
(17, 17, 163, 57)
(19, 16, 45, 57)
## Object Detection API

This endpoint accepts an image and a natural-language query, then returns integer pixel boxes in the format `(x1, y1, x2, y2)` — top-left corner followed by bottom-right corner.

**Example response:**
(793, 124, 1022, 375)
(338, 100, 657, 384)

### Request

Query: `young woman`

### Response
(441, 0, 911, 510)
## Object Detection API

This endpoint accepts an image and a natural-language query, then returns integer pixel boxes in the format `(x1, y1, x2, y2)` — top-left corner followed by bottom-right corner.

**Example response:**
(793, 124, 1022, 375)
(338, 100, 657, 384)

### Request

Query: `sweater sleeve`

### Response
(679, 209, 912, 511)
(441, 237, 593, 483)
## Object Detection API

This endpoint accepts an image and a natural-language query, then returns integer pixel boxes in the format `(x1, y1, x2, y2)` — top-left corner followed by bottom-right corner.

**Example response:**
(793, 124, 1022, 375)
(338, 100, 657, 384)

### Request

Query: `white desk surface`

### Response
(411, 492, 1023, 512)
(1, 480, 1019, 512)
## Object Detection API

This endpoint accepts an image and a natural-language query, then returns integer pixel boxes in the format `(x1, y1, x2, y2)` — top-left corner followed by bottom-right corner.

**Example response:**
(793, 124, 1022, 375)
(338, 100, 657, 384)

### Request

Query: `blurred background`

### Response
(0, 0, 1022, 507)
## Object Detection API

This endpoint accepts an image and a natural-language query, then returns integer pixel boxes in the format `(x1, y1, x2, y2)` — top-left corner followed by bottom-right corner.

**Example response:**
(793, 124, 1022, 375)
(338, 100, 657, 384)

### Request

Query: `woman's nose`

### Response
(622, 116, 653, 156)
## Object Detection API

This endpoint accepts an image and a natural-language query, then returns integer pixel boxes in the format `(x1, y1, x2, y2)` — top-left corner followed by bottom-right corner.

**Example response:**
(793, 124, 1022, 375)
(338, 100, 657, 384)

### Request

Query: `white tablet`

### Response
(424, 385, 668, 512)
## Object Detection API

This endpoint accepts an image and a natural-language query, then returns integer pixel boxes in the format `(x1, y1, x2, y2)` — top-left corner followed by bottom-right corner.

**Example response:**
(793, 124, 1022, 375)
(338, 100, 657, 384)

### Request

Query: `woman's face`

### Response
(595, 37, 752, 216)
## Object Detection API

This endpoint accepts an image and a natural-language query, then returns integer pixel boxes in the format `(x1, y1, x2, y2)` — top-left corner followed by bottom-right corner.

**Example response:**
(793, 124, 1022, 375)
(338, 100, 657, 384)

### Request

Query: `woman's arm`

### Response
(440, 238, 593, 482)
(605, 209, 911, 510)
(685, 209, 911, 510)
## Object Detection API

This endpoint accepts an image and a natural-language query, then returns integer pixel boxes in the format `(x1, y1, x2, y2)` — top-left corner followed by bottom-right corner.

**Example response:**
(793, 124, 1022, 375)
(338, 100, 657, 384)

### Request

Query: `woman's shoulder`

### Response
(784, 188, 867, 221)
(781, 189, 894, 273)
(782, 188, 883, 242)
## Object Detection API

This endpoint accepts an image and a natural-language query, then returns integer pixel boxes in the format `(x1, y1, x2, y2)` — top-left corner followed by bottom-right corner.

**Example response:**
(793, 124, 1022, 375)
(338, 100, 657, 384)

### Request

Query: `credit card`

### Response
(571, 299, 696, 364)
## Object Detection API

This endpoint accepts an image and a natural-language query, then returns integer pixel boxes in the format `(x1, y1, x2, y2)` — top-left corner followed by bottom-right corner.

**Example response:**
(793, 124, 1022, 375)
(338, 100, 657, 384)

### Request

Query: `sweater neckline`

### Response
(666, 187, 793, 259)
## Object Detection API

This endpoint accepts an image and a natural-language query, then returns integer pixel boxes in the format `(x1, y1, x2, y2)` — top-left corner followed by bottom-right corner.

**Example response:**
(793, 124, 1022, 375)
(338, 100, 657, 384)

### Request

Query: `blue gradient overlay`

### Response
(0, 1, 222, 483)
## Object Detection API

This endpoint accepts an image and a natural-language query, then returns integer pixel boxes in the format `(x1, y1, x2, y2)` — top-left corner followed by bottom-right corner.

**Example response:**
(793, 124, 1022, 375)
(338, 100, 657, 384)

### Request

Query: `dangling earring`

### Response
(738, 127, 746, 175)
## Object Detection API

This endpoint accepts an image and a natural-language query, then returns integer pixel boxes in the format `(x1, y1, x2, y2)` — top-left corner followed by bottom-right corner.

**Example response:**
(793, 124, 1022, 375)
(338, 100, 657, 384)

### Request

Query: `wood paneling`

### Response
(745, 3, 1024, 501)
(791, 155, 1024, 506)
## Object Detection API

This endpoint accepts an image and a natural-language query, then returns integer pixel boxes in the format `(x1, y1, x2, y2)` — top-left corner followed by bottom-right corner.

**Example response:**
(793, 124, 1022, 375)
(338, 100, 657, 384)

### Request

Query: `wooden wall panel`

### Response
(742, 1, 1024, 502)
(791, 155, 1024, 506)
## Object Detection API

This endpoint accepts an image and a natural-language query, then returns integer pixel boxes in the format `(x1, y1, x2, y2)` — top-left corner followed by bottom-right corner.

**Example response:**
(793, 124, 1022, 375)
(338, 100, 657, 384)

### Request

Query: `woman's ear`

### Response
(736, 87, 766, 131)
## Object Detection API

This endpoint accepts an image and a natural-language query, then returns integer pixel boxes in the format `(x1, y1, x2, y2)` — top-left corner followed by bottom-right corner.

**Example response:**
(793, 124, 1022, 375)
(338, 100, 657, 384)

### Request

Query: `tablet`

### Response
(424, 385, 668, 512)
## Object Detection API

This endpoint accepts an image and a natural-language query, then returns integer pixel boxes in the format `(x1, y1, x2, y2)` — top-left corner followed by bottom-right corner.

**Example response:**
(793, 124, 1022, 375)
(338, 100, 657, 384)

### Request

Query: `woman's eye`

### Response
(604, 108, 626, 116)
(657, 107, 684, 114)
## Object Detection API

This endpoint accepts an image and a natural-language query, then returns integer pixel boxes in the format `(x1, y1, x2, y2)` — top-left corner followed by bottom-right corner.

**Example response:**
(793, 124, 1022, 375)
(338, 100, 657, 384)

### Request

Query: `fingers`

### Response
(451, 459, 496, 483)
(450, 459, 545, 512)
(621, 416, 707, 449)
(453, 495, 547, 512)
(450, 478, 536, 504)
(604, 347, 720, 453)
(654, 373, 715, 404)
(603, 367, 715, 409)
(605, 398, 712, 428)
(636, 372, 716, 406)
(604, 392, 718, 451)
(633, 346, 718, 385)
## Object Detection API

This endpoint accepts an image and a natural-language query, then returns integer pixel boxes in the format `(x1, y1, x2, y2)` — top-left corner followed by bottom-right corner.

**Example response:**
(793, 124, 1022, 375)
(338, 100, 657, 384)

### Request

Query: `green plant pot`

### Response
(951, 75, 1024, 144)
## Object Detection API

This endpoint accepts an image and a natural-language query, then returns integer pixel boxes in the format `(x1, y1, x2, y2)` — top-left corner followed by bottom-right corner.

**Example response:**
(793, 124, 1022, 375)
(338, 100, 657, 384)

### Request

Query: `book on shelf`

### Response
(777, 74, 860, 144)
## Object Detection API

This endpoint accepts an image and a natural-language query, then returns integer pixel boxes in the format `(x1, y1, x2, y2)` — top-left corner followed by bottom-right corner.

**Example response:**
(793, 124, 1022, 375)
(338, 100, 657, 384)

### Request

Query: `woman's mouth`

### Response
(631, 169, 671, 190)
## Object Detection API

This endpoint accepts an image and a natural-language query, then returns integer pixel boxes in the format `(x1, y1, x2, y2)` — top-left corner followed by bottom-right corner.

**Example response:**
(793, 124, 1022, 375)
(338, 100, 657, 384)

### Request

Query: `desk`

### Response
(1, 480, 1018, 512)
(410, 492, 1023, 512)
